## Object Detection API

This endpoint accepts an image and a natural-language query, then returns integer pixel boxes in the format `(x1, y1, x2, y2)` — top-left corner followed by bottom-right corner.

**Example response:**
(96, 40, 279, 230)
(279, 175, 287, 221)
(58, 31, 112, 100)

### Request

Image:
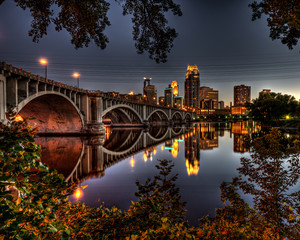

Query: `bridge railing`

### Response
(1, 61, 86, 93)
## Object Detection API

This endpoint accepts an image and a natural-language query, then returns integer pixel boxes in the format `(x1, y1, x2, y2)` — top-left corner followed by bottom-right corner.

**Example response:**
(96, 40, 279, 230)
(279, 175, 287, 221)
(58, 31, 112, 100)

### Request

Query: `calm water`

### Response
(36, 122, 300, 225)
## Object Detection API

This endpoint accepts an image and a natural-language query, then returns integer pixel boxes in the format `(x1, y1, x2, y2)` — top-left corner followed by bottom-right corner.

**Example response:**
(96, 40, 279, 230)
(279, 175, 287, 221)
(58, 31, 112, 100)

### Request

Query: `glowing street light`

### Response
(39, 58, 48, 80)
(73, 72, 80, 88)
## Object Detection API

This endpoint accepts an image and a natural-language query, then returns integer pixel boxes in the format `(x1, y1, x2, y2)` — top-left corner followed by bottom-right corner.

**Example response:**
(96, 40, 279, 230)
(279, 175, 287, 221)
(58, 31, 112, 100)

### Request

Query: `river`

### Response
(35, 121, 300, 225)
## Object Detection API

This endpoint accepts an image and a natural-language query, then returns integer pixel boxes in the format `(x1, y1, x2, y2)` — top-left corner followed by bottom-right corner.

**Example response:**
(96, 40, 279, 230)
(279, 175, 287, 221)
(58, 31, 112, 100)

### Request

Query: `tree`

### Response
(249, 0, 300, 50)
(246, 92, 299, 122)
(198, 128, 300, 239)
(0, 0, 182, 63)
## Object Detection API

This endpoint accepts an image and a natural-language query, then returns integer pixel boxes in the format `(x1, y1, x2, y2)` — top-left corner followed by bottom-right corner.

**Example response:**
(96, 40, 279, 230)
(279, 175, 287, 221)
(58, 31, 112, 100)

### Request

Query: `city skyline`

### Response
(0, 0, 299, 105)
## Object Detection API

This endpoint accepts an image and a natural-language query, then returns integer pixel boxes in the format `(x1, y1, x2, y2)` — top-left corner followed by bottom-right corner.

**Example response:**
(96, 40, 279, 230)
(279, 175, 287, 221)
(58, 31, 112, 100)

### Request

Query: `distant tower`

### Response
(170, 81, 179, 96)
(259, 89, 271, 97)
(200, 86, 219, 109)
(234, 85, 251, 106)
(143, 78, 157, 104)
(184, 65, 200, 109)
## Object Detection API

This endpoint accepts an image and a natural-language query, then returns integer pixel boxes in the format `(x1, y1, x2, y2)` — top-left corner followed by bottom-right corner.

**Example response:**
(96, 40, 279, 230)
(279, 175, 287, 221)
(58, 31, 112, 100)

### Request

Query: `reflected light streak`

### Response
(130, 157, 135, 167)
(186, 159, 199, 176)
(171, 141, 179, 158)
(161, 145, 164, 151)
(144, 152, 147, 162)
(75, 188, 83, 199)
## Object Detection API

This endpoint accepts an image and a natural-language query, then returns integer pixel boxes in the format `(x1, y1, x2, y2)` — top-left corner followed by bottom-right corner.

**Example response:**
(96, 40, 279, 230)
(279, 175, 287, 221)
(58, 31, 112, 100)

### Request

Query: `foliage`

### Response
(58, 159, 195, 239)
(0, 0, 182, 63)
(246, 92, 299, 122)
(198, 128, 300, 239)
(119, 0, 182, 63)
(249, 0, 300, 49)
(0, 114, 75, 239)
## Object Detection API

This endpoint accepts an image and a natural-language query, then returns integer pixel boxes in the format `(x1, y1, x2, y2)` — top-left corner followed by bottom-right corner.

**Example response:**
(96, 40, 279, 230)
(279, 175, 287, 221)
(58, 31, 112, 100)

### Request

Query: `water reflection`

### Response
(37, 122, 263, 182)
(37, 121, 289, 225)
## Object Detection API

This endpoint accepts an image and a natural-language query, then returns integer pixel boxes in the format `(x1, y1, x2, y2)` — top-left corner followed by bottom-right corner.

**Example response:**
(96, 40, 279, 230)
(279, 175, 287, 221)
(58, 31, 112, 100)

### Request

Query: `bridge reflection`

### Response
(37, 125, 190, 182)
(37, 121, 261, 182)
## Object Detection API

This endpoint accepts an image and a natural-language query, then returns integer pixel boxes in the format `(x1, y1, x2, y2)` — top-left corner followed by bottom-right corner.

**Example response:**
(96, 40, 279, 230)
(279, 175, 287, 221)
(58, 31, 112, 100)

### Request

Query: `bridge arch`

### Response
(15, 92, 84, 133)
(171, 111, 183, 121)
(184, 112, 193, 122)
(147, 109, 169, 121)
(101, 104, 143, 124)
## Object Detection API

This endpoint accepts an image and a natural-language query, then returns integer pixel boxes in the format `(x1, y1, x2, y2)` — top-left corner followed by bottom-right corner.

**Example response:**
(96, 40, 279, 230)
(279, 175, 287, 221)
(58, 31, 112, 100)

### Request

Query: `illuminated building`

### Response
(184, 65, 200, 109)
(232, 85, 251, 115)
(170, 81, 179, 96)
(159, 96, 165, 106)
(174, 96, 184, 109)
(164, 87, 173, 107)
(259, 89, 271, 97)
(143, 78, 157, 104)
(200, 86, 219, 110)
(234, 84, 251, 106)
(231, 106, 248, 115)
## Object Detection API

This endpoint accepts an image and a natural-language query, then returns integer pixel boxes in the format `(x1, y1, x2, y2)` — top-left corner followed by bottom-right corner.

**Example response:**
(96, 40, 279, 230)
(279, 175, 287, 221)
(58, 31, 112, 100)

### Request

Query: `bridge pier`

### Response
(0, 73, 6, 122)
(83, 96, 105, 135)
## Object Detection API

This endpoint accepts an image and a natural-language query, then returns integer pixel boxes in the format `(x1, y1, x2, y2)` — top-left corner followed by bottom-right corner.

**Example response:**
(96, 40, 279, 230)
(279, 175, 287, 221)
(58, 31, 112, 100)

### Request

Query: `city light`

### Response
(39, 58, 47, 65)
(15, 115, 23, 122)
(39, 58, 48, 79)
(72, 72, 80, 88)
(129, 91, 134, 95)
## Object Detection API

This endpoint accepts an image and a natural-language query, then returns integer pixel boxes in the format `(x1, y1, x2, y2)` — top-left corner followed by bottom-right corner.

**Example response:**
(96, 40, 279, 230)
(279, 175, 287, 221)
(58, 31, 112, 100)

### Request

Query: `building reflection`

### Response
(232, 121, 261, 153)
(184, 125, 200, 176)
(199, 123, 218, 150)
(38, 126, 189, 183)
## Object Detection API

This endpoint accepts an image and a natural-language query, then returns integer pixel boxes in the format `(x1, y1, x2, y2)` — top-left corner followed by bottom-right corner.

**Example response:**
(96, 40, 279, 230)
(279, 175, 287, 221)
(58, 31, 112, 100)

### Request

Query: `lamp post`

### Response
(39, 58, 48, 80)
(73, 72, 80, 88)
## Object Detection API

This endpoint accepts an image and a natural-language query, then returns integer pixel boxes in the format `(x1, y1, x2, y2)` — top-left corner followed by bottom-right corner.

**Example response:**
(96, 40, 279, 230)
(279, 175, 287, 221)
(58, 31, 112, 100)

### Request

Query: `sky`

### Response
(0, 0, 299, 106)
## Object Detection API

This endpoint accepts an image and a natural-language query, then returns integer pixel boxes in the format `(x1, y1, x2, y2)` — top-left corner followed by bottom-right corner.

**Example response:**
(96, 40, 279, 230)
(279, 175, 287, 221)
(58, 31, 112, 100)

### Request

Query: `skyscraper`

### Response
(164, 87, 173, 107)
(200, 86, 219, 109)
(234, 84, 251, 106)
(184, 65, 200, 109)
(143, 78, 157, 105)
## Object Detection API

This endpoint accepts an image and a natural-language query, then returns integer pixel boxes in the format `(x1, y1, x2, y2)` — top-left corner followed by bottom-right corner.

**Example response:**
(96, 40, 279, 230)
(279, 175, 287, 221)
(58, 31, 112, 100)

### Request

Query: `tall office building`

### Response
(200, 86, 219, 109)
(234, 85, 251, 106)
(143, 78, 157, 105)
(184, 65, 200, 109)
(164, 87, 173, 107)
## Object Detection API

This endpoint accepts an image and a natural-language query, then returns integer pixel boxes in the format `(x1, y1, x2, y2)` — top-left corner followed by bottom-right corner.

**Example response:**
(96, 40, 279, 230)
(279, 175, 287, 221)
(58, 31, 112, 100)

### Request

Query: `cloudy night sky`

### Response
(0, 0, 299, 105)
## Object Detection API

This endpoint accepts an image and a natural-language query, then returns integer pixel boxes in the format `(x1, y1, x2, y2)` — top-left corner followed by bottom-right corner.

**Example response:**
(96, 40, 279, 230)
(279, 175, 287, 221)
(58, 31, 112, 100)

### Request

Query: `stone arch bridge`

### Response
(0, 62, 196, 134)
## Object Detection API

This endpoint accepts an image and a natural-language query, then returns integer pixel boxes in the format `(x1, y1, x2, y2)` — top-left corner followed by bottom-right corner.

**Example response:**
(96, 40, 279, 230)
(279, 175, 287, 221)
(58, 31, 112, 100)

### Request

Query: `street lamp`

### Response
(39, 58, 48, 80)
(73, 72, 80, 88)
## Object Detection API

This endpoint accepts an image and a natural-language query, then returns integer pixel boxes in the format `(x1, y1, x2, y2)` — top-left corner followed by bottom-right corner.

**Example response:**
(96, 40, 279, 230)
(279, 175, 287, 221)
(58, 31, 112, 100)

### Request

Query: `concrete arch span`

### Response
(16, 92, 84, 134)
(101, 104, 143, 124)
(184, 112, 193, 122)
(147, 109, 169, 122)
